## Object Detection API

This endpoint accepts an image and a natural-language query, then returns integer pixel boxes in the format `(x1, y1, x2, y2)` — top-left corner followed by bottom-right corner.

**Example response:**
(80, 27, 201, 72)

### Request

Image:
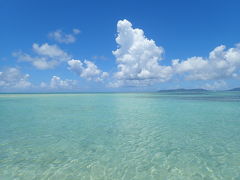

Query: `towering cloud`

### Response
(111, 19, 240, 87)
(11, 19, 240, 90)
(112, 19, 172, 87)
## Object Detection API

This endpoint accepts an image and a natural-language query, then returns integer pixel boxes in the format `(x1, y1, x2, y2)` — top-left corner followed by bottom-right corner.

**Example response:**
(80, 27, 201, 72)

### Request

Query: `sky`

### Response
(1, 0, 240, 92)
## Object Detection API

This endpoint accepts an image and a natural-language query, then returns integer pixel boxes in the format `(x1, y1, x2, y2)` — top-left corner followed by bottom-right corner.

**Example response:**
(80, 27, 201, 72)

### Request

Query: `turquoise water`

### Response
(0, 92, 240, 180)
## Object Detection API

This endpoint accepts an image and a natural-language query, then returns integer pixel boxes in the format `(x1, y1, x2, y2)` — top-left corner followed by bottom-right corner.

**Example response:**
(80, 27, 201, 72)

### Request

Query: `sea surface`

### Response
(0, 92, 240, 180)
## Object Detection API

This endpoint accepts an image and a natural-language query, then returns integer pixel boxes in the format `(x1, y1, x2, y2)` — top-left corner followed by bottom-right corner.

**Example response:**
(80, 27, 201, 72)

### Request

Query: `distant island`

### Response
(227, 87, 240, 91)
(158, 88, 240, 92)
(158, 88, 208, 93)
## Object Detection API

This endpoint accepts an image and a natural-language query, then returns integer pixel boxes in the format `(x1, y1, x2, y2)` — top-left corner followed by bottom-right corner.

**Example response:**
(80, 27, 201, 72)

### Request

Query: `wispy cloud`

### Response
(92, 55, 109, 61)
(203, 80, 228, 90)
(49, 29, 80, 44)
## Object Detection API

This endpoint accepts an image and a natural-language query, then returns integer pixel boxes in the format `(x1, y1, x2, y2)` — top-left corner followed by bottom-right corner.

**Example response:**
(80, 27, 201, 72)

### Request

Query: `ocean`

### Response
(0, 92, 240, 179)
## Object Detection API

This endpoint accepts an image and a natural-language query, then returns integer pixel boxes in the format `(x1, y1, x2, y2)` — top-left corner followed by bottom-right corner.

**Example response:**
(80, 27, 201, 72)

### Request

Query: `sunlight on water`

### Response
(0, 92, 240, 179)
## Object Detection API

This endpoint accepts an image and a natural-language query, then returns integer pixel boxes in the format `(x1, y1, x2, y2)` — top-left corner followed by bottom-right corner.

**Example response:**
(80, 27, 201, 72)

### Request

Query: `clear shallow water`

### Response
(0, 92, 240, 180)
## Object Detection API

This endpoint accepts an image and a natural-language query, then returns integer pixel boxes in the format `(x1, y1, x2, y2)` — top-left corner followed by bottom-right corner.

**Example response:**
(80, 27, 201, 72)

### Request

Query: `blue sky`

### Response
(1, 0, 240, 92)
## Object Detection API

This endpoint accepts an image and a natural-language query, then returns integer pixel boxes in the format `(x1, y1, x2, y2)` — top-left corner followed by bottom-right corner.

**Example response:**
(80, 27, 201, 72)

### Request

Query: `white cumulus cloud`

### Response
(10, 19, 240, 90)
(68, 59, 108, 81)
(40, 76, 78, 90)
(110, 19, 240, 88)
(33, 43, 70, 59)
(13, 43, 71, 70)
(0, 68, 31, 90)
(111, 19, 172, 87)
(50, 76, 77, 89)
(172, 44, 240, 80)
(49, 29, 80, 44)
